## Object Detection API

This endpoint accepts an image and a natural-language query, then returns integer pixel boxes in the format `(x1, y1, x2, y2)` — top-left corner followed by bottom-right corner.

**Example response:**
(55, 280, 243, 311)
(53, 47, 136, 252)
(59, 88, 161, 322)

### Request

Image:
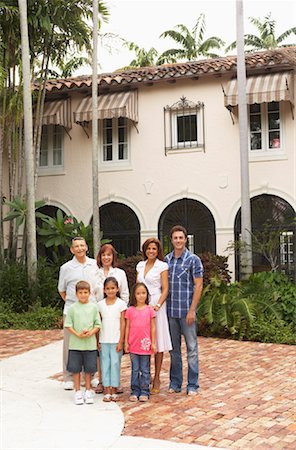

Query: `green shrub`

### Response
(118, 252, 143, 292)
(245, 315, 296, 345)
(0, 259, 63, 312)
(199, 252, 232, 286)
(197, 279, 255, 339)
(240, 272, 296, 326)
(0, 303, 62, 330)
(197, 271, 296, 344)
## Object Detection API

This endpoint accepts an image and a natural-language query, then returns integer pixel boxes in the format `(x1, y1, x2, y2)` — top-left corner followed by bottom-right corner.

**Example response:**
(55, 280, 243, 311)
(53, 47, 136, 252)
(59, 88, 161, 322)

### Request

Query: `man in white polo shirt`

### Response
(58, 236, 98, 390)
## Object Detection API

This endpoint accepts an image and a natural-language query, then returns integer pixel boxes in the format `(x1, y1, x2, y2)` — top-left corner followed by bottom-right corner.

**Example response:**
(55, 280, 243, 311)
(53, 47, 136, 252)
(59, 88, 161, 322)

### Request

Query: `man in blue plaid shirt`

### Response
(165, 225, 203, 395)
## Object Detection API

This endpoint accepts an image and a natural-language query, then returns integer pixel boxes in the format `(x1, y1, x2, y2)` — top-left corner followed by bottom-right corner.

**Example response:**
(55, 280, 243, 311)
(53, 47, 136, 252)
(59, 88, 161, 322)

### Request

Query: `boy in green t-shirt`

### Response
(64, 280, 101, 405)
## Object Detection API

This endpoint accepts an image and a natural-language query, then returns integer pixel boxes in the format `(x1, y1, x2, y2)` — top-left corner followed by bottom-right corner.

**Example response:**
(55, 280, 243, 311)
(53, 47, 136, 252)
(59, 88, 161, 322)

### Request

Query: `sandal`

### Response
(150, 387, 160, 394)
(103, 393, 111, 402)
(139, 395, 149, 402)
(95, 383, 104, 394)
(129, 395, 138, 402)
(116, 386, 123, 394)
(111, 393, 119, 402)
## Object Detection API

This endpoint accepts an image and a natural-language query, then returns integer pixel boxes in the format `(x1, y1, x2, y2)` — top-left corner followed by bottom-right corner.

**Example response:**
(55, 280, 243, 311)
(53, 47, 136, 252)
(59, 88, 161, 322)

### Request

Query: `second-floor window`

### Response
(164, 96, 205, 153)
(40, 125, 63, 169)
(249, 101, 281, 152)
(102, 117, 128, 163)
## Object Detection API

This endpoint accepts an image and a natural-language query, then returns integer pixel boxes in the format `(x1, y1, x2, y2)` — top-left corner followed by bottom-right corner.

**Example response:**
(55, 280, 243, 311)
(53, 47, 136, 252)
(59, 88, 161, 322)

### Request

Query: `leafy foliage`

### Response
(0, 303, 62, 330)
(158, 13, 225, 63)
(245, 315, 295, 345)
(37, 208, 110, 259)
(0, 259, 62, 312)
(240, 271, 296, 325)
(199, 252, 231, 286)
(3, 196, 47, 228)
(198, 278, 256, 338)
(198, 271, 296, 343)
(117, 252, 143, 293)
(226, 13, 296, 52)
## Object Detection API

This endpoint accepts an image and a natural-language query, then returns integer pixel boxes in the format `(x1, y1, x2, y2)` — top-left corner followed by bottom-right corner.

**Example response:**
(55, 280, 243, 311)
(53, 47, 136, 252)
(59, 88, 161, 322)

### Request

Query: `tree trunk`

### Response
(236, 0, 253, 279)
(18, 0, 37, 284)
(92, 0, 101, 258)
(0, 122, 3, 262)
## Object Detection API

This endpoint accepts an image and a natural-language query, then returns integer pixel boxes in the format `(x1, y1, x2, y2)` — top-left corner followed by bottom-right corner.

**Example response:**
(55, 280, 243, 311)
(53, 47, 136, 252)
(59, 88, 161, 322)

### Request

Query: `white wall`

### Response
(36, 71, 296, 277)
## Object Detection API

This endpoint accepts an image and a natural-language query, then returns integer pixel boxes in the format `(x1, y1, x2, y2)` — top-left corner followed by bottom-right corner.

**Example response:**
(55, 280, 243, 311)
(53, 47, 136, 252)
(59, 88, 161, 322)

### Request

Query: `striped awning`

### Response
(73, 90, 138, 123)
(224, 72, 294, 107)
(42, 98, 72, 129)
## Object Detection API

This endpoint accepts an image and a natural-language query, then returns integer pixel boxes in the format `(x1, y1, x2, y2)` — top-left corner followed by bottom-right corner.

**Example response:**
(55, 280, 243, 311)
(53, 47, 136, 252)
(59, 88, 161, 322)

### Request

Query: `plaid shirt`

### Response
(165, 249, 203, 318)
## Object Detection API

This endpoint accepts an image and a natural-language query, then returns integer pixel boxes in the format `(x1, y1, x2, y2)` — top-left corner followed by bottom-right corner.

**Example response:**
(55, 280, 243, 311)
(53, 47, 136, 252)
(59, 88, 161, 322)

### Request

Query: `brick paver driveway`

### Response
(1, 330, 295, 449)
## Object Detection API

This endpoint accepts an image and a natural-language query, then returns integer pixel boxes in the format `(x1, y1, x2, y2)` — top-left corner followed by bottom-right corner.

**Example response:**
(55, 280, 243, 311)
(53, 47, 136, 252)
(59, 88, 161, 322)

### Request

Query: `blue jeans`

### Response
(130, 353, 151, 397)
(168, 317, 199, 393)
(100, 343, 122, 388)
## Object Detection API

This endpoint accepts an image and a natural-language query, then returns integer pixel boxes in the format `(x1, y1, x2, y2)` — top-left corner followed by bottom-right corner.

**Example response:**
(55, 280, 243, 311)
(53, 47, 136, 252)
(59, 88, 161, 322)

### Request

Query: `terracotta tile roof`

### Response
(37, 47, 296, 93)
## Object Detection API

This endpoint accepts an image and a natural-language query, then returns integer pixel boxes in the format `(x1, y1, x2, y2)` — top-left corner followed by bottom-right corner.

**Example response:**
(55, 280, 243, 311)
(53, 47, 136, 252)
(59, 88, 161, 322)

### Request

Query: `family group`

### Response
(58, 225, 204, 405)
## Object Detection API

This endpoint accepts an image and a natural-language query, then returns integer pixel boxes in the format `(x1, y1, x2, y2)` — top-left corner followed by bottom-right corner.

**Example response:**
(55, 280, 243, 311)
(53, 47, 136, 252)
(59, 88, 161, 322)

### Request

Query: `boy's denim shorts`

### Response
(67, 350, 98, 374)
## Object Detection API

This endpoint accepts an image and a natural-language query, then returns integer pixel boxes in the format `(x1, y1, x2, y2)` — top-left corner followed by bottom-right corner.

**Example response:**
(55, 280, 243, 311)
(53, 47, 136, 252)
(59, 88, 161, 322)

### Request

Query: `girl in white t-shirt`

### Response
(97, 277, 127, 402)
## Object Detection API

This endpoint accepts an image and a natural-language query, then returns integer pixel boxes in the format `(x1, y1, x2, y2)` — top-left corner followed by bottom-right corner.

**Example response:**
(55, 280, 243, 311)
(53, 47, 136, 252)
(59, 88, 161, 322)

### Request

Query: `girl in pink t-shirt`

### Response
(125, 283, 156, 402)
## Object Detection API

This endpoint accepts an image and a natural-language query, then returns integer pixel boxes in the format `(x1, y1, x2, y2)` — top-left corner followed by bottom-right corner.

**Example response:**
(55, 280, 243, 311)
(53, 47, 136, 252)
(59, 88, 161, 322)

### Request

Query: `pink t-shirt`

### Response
(125, 305, 156, 355)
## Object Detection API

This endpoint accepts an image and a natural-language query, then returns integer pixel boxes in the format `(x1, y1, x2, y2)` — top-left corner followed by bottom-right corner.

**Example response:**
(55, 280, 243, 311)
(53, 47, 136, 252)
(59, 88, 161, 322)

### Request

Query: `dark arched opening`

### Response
(234, 194, 295, 281)
(99, 202, 140, 257)
(158, 198, 216, 255)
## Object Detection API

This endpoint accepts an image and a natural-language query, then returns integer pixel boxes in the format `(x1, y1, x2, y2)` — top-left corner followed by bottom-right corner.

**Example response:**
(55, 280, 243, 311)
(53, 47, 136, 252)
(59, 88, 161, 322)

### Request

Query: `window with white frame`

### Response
(164, 96, 205, 154)
(39, 125, 63, 170)
(249, 101, 282, 152)
(101, 117, 129, 163)
(280, 231, 294, 267)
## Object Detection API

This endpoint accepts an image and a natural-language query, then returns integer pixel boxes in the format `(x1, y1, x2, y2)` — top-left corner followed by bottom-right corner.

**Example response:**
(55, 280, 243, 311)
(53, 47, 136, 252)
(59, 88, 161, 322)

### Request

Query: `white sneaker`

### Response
(63, 381, 74, 390)
(84, 390, 94, 404)
(90, 378, 99, 388)
(74, 390, 84, 405)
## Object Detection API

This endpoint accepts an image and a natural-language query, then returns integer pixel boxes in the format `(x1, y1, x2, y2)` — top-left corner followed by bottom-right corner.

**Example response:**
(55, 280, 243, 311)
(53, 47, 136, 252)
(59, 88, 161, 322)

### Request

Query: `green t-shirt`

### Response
(64, 301, 101, 351)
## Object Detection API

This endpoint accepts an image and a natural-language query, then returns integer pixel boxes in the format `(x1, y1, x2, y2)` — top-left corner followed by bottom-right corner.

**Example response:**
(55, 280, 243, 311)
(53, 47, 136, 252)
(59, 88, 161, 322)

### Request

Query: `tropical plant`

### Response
(158, 13, 225, 64)
(227, 221, 295, 273)
(3, 196, 47, 261)
(226, 13, 296, 52)
(37, 208, 110, 258)
(0, 1, 110, 264)
(240, 271, 296, 326)
(197, 277, 256, 338)
(121, 41, 160, 68)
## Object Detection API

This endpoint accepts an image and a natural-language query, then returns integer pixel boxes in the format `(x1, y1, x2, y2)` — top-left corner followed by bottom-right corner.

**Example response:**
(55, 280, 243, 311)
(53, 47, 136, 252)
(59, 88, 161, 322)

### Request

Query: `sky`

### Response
(88, 0, 296, 74)
(74, 0, 296, 75)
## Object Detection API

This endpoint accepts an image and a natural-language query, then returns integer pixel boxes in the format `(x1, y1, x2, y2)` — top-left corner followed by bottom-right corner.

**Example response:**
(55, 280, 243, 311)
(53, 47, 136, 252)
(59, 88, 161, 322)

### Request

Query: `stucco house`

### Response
(21, 48, 296, 279)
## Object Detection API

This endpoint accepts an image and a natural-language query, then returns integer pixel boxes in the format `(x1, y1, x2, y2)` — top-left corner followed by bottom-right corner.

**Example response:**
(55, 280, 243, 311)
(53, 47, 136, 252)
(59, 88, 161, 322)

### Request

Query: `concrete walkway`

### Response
(1, 340, 217, 450)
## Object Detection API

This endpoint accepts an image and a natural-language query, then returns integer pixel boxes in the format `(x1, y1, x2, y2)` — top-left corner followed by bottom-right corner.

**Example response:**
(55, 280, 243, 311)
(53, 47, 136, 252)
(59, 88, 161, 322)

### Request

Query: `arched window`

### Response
(99, 202, 140, 257)
(158, 198, 216, 255)
(234, 194, 295, 281)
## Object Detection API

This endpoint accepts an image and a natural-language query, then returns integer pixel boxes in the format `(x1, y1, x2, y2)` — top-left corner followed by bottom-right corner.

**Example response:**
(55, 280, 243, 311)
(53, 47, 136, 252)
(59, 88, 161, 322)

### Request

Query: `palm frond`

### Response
(277, 27, 296, 44)
(192, 13, 206, 44)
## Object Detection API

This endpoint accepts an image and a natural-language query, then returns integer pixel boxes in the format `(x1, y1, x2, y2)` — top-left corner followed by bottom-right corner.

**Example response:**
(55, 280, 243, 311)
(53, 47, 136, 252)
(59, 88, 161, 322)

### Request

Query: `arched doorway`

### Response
(158, 198, 216, 255)
(234, 194, 295, 281)
(100, 202, 140, 257)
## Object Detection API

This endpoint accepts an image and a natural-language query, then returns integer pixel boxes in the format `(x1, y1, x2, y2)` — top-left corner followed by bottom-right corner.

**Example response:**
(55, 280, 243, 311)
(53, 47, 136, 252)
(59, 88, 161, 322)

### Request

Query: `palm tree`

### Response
(18, 0, 37, 284)
(226, 13, 296, 52)
(158, 13, 225, 64)
(122, 41, 160, 68)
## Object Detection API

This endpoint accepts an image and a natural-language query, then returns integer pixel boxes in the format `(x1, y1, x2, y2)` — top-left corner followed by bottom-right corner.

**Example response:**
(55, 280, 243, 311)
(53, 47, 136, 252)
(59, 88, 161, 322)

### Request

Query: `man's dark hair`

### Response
(169, 225, 188, 238)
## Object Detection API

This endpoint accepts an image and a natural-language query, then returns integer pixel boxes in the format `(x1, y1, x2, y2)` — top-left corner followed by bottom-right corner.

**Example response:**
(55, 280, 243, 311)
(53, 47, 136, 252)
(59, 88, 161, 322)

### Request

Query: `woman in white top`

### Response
(136, 238, 172, 394)
(95, 244, 129, 304)
(94, 244, 129, 393)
